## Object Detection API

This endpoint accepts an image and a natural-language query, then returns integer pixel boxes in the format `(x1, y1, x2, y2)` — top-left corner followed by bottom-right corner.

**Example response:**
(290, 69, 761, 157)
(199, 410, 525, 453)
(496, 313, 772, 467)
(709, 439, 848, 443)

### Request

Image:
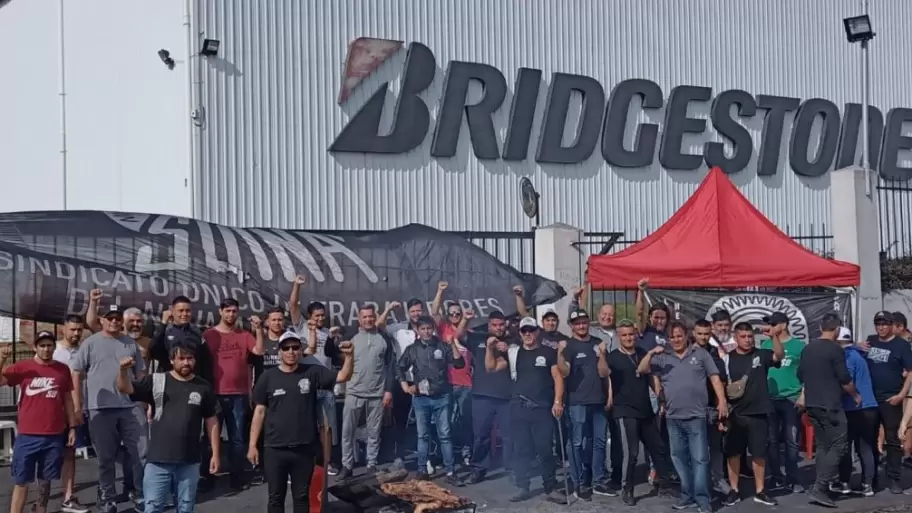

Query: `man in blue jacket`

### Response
(836, 327, 878, 496)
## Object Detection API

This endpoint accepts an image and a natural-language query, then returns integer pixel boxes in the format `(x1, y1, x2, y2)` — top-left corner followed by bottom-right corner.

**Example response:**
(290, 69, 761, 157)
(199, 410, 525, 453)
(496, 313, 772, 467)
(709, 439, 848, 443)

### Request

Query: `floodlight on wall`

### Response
(200, 38, 221, 57)
(158, 49, 175, 70)
(843, 15, 875, 43)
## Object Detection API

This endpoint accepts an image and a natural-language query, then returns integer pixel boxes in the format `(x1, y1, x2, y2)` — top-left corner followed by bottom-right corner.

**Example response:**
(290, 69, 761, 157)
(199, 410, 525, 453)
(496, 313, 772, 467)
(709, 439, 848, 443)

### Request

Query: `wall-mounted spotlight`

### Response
(201, 38, 221, 57)
(158, 49, 175, 70)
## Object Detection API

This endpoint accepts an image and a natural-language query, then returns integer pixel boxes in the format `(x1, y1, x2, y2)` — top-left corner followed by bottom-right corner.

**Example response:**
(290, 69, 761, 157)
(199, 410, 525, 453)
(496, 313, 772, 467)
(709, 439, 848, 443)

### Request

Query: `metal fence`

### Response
(879, 179, 912, 258)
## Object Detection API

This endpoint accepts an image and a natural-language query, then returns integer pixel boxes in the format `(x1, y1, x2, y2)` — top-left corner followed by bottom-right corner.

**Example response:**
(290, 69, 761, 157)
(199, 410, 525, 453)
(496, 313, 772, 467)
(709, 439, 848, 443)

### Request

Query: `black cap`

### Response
(568, 309, 590, 322)
(219, 298, 240, 309)
(761, 312, 789, 325)
(103, 304, 124, 318)
(892, 312, 907, 327)
(35, 330, 56, 344)
(874, 311, 894, 323)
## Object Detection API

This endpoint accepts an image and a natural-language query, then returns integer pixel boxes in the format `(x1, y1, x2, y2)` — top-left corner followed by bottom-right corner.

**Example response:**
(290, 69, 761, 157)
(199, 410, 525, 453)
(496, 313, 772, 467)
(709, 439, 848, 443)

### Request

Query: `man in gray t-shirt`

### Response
(69, 305, 147, 513)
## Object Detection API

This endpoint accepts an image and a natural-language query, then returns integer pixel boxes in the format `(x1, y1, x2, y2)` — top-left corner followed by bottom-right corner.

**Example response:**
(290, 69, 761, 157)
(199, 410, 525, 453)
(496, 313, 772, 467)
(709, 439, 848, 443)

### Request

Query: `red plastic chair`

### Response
(802, 413, 814, 460)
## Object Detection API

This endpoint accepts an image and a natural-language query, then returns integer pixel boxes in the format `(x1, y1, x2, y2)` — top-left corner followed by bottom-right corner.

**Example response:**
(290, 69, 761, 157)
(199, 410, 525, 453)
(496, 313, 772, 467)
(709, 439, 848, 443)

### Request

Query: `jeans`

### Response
(767, 397, 800, 483)
(470, 396, 511, 474)
(511, 402, 556, 492)
(450, 386, 473, 459)
(264, 445, 317, 513)
(839, 408, 878, 485)
(707, 408, 730, 493)
(876, 401, 904, 483)
(668, 418, 711, 511)
(89, 407, 147, 506)
(414, 395, 455, 473)
(567, 404, 607, 489)
(143, 462, 199, 513)
(202, 395, 247, 476)
(806, 407, 848, 492)
(316, 390, 338, 446)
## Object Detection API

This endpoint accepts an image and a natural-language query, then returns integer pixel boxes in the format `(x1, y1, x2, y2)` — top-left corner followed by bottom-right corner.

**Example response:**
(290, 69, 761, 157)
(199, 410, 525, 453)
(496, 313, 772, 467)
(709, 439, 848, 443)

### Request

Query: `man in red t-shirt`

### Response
(1, 331, 78, 513)
(202, 298, 265, 489)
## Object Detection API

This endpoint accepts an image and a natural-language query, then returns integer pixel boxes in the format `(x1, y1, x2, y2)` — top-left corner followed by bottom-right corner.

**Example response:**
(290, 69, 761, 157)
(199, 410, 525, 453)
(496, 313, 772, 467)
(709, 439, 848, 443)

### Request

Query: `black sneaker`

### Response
(60, 498, 90, 513)
(509, 488, 533, 502)
(889, 481, 904, 494)
(415, 470, 430, 481)
(366, 465, 379, 475)
(769, 477, 787, 491)
(621, 488, 636, 506)
(672, 499, 697, 510)
(337, 467, 353, 480)
(251, 471, 265, 486)
(229, 473, 246, 491)
(445, 473, 464, 487)
(787, 482, 805, 494)
(829, 481, 850, 495)
(545, 489, 568, 504)
(593, 482, 619, 497)
(807, 488, 836, 508)
(753, 491, 777, 506)
(857, 484, 874, 497)
(466, 472, 485, 485)
(576, 487, 593, 501)
(722, 490, 741, 506)
(326, 464, 340, 476)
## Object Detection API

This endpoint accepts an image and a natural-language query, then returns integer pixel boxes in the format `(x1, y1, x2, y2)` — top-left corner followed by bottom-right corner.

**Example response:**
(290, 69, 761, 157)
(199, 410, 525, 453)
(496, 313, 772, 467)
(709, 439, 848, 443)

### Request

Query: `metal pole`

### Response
(58, 0, 69, 209)
(861, 0, 872, 196)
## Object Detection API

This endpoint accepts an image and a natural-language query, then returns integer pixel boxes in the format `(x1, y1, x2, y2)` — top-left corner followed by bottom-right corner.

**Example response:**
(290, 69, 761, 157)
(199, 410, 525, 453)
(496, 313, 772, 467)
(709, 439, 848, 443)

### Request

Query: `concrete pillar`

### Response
(534, 223, 582, 333)
(830, 165, 882, 332)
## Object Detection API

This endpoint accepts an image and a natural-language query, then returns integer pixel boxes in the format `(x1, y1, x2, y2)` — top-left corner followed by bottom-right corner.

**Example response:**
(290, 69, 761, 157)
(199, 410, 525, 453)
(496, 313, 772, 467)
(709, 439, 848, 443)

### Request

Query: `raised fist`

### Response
(0, 345, 11, 359)
(463, 309, 475, 320)
(329, 326, 342, 337)
(512, 285, 524, 296)
(573, 286, 585, 299)
(438, 281, 449, 291)
(486, 336, 498, 347)
(651, 345, 665, 355)
(249, 316, 262, 330)
(161, 309, 173, 324)
(388, 301, 402, 310)
(338, 341, 353, 355)
(637, 278, 649, 291)
(90, 289, 103, 302)
(119, 357, 135, 370)
(293, 275, 306, 285)
(558, 340, 567, 353)
(306, 320, 318, 332)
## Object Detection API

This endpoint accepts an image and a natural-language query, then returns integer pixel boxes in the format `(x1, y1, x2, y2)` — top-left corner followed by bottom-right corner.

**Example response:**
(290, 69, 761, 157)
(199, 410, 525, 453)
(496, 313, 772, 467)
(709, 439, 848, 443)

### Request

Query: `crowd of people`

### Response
(2, 276, 912, 513)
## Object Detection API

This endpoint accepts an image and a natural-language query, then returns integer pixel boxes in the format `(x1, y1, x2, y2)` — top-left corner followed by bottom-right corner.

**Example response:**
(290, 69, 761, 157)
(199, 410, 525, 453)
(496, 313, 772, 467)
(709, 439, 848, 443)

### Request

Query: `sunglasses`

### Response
(279, 345, 301, 352)
(448, 311, 462, 317)
(519, 328, 538, 334)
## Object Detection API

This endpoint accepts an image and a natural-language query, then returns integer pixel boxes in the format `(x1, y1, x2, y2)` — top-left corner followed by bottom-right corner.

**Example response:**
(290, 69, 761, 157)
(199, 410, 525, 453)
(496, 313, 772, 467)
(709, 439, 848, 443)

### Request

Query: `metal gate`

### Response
(878, 179, 912, 258)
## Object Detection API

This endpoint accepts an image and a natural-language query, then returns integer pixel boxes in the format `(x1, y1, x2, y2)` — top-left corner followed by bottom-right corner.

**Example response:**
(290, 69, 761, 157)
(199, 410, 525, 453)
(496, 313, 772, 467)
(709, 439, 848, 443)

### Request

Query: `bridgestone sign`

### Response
(331, 42, 912, 180)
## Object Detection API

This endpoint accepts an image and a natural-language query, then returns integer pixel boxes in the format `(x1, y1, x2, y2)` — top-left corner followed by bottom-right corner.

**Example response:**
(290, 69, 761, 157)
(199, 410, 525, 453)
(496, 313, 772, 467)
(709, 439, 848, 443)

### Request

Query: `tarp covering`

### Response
(0, 211, 565, 327)
(587, 167, 861, 289)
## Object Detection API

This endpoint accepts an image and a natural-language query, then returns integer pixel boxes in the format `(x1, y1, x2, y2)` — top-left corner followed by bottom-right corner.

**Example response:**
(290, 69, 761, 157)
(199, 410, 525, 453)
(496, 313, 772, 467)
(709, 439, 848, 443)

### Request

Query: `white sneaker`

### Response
(426, 461, 435, 474)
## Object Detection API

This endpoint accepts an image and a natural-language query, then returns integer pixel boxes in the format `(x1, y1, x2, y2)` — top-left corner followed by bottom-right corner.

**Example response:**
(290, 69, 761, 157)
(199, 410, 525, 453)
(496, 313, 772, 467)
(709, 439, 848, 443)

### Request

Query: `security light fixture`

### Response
(158, 49, 175, 70)
(201, 38, 221, 57)
(843, 15, 875, 44)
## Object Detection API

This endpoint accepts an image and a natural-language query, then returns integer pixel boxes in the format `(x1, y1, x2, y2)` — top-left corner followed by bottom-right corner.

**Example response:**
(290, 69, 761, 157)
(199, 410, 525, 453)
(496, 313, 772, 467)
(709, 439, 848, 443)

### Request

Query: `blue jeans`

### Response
(767, 397, 800, 482)
(668, 418, 710, 511)
(567, 404, 607, 488)
(143, 462, 199, 513)
(203, 395, 246, 475)
(414, 395, 455, 473)
(450, 386, 473, 458)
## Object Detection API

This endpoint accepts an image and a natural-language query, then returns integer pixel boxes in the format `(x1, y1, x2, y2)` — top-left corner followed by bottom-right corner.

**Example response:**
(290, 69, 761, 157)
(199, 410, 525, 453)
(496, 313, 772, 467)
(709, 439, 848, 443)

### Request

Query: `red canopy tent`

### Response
(587, 167, 860, 289)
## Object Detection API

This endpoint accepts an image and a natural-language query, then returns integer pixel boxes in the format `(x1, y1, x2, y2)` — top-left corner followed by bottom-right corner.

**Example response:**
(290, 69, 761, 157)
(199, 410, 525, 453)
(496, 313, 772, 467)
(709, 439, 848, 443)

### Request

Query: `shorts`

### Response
(11, 434, 66, 485)
(316, 390, 338, 445)
(724, 413, 768, 459)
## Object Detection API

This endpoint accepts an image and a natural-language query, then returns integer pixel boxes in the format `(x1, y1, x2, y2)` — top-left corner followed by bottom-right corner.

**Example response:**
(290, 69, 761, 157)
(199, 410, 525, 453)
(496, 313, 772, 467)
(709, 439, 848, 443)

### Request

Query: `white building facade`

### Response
(2, 0, 912, 270)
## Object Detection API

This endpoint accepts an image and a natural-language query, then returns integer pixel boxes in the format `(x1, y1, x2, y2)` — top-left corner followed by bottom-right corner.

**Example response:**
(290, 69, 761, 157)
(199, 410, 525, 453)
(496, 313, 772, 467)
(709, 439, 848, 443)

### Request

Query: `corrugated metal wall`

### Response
(194, 0, 912, 243)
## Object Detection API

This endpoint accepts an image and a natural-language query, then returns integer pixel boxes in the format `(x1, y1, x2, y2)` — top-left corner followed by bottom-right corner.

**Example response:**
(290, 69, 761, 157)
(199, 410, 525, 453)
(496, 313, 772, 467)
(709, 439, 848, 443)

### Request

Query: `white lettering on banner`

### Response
(707, 294, 809, 341)
(229, 226, 273, 281)
(251, 229, 322, 283)
(297, 232, 379, 283)
(135, 216, 192, 273)
(197, 220, 244, 281)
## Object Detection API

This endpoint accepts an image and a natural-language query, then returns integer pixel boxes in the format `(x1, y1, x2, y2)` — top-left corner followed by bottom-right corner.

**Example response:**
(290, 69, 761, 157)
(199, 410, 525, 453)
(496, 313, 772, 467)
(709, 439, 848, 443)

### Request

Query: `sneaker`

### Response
(753, 491, 778, 506)
(337, 467, 353, 480)
(807, 488, 836, 508)
(829, 482, 851, 495)
(366, 465, 379, 475)
(593, 482, 619, 497)
(697, 508, 712, 513)
(509, 488, 533, 502)
(713, 479, 732, 495)
(769, 477, 787, 491)
(463, 455, 471, 467)
(466, 472, 485, 485)
(415, 470, 430, 481)
(389, 458, 406, 472)
(858, 484, 875, 497)
(545, 489, 567, 504)
(326, 464, 340, 476)
(126, 490, 139, 503)
(787, 482, 805, 494)
(60, 499, 90, 513)
(722, 490, 741, 506)
(445, 473, 464, 487)
(251, 472, 265, 486)
(576, 487, 593, 501)
(621, 488, 636, 506)
(648, 469, 657, 485)
(889, 481, 904, 494)
(672, 499, 698, 510)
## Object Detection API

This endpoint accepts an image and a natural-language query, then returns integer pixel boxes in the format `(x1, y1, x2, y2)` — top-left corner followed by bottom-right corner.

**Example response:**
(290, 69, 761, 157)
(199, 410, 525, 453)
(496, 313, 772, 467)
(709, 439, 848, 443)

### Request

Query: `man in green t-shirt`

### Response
(760, 312, 806, 492)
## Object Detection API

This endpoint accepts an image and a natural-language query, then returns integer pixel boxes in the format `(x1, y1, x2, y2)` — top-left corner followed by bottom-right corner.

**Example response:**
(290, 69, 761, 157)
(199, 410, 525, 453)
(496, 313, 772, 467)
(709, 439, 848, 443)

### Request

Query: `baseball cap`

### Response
(761, 312, 789, 325)
(278, 331, 302, 346)
(103, 304, 124, 318)
(542, 308, 559, 320)
(519, 317, 539, 330)
(35, 330, 56, 344)
(568, 309, 590, 322)
(874, 311, 894, 324)
(837, 327, 853, 341)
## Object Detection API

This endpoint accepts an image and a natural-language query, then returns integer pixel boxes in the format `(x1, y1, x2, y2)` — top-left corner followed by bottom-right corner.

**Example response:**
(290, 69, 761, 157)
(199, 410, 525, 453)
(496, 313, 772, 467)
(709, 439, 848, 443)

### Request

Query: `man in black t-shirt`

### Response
(467, 312, 515, 484)
(862, 310, 912, 493)
(116, 341, 220, 513)
(722, 323, 784, 507)
(248, 332, 354, 513)
(506, 318, 565, 503)
(558, 309, 611, 500)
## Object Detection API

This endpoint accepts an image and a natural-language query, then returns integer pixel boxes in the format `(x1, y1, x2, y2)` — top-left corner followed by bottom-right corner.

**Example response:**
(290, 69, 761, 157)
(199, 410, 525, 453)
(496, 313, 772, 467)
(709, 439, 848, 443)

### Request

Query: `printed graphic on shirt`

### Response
(752, 356, 761, 368)
(868, 347, 891, 363)
(535, 356, 547, 367)
(24, 377, 59, 398)
(188, 392, 201, 405)
(706, 294, 809, 341)
(274, 389, 286, 396)
(298, 378, 311, 394)
(433, 349, 443, 359)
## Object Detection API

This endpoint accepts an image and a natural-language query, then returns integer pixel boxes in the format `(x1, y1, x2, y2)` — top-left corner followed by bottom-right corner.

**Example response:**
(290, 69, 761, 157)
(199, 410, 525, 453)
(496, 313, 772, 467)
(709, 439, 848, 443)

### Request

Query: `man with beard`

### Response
(709, 310, 736, 354)
(116, 341, 221, 513)
(692, 319, 732, 495)
(537, 309, 566, 349)
(861, 311, 912, 493)
(559, 309, 612, 500)
(2, 332, 78, 513)
(202, 298, 265, 490)
(52, 316, 91, 513)
(149, 296, 213, 386)
(467, 311, 515, 484)
(721, 322, 784, 507)
(506, 318, 564, 503)
(249, 332, 354, 513)
(639, 321, 727, 513)
(339, 305, 396, 479)
(398, 316, 465, 485)
(569, 287, 617, 352)
(70, 305, 146, 513)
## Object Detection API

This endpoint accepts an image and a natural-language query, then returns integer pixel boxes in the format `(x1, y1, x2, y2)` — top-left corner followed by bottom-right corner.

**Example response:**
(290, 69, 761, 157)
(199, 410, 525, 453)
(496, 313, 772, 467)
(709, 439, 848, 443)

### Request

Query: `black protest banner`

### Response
(646, 289, 851, 341)
(0, 211, 565, 328)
